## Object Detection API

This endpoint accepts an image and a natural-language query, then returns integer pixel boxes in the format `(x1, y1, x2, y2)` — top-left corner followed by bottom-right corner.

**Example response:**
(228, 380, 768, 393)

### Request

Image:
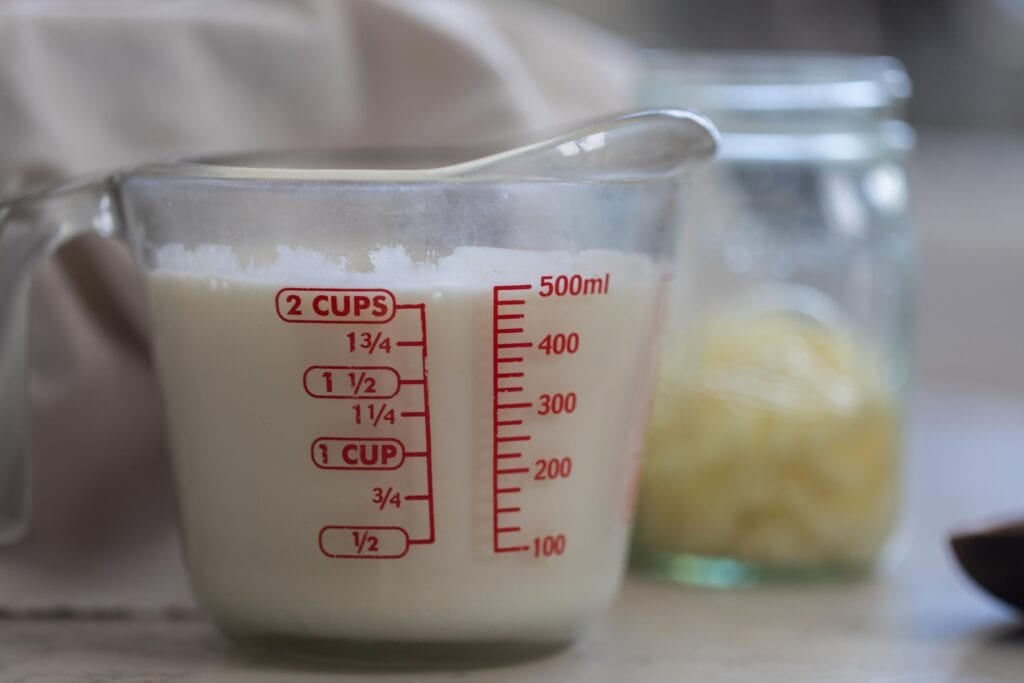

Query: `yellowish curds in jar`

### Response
(632, 53, 915, 584)
(635, 298, 903, 582)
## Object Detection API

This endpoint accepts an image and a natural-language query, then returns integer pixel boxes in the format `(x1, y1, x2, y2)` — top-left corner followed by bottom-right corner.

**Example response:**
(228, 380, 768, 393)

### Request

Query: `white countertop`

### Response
(0, 576, 1021, 683)
(1, 389, 1022, 682)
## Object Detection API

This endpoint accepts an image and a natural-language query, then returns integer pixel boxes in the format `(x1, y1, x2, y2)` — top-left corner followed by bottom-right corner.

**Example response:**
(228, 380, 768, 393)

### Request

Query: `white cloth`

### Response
(0, 0, 637, 610)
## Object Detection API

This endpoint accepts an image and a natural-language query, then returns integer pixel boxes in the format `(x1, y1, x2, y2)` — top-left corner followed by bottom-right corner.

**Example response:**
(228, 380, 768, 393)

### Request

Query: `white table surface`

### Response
(0, 388, 1021, 682)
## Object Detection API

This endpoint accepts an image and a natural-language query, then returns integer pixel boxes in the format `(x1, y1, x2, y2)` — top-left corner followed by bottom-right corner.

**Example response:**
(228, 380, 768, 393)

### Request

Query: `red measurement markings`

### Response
(395, 303, 435, 546)
(303, 366, 400, 399)
(283, 292, 434, 557)
(276, 288, 396, 324)
(537, 273, 610, 298)
(492, 284, 534, 554)
(319, 526, 409, 559)
(346, 330, 392, 354)
(372, 486, 402, 509)
(311, 437, 405, 470)
(350, 402, 395, 426)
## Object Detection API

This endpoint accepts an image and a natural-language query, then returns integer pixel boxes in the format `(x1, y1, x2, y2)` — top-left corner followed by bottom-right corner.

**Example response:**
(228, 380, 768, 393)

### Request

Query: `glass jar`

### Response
(632, 54, 916, 585)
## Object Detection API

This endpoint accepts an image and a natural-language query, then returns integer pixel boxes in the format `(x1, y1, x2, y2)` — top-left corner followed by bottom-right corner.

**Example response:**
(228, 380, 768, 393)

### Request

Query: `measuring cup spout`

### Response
(445, 109, 719, 180)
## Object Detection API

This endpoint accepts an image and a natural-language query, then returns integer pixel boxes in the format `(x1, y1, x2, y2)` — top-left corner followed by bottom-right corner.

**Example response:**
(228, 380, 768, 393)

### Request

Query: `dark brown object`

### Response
(951, 518, 1024, 612)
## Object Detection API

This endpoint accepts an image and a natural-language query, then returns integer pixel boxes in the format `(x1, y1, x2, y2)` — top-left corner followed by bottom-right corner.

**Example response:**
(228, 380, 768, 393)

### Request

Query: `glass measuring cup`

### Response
(0, 110, 716, 664)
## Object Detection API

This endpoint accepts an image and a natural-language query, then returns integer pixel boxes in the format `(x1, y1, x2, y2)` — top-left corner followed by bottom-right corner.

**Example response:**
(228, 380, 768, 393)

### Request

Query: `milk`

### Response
(146, 244, 662, 643)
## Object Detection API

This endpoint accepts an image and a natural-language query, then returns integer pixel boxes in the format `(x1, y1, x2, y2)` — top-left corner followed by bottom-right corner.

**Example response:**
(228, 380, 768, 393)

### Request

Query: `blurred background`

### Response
(544, 0, 1024, 392)
(551, 0, 1024, 130)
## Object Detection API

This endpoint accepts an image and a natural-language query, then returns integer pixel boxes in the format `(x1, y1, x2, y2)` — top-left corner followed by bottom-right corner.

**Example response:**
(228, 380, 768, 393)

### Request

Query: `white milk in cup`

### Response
(148, 244, 664, 650)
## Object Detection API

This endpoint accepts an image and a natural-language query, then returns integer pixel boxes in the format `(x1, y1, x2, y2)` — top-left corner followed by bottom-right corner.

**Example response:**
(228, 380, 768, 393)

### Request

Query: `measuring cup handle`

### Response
(0, 176, 123, 543)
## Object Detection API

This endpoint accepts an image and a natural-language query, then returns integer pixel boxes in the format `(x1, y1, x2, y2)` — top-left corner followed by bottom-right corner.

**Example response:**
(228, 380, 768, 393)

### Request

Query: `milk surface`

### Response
(147, 244, 662, 643)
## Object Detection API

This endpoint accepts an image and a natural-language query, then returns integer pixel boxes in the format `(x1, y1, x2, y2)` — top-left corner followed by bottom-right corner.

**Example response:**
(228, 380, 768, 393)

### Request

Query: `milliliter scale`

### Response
(491, 273, 612, 558)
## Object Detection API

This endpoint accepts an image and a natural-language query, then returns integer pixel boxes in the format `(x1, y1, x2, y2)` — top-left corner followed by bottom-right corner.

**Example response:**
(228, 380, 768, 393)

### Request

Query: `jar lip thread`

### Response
(638, 51, 913, 158)
(640, 50, 911, 117)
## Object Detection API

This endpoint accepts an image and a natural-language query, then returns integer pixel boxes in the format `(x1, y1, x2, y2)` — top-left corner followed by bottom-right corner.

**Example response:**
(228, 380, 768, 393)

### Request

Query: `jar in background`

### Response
(632, 54, 916, 585)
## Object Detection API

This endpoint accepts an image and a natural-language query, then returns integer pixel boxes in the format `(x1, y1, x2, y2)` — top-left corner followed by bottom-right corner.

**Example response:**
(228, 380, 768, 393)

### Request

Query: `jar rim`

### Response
(640, 50, 911, 117)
